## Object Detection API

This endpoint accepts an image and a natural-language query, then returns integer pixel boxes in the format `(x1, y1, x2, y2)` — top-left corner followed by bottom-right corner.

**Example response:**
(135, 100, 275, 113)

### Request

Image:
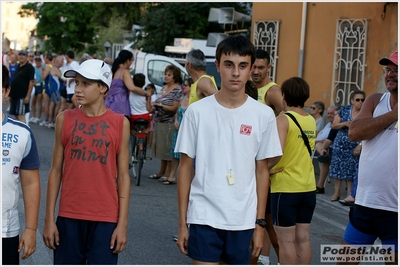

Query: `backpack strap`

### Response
(285, 112, 312, 156)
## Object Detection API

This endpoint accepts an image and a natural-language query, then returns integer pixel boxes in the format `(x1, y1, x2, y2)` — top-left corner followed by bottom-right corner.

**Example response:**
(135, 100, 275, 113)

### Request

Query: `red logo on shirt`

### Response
(13, 166, 19, 174)
(240, 124, 252, 135)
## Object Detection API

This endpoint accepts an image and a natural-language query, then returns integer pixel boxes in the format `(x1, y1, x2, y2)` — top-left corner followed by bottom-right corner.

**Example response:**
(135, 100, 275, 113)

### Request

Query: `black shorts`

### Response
(348, 204, 398, 242)
(187, 224, 253, 264)
(66, 93, 74, 103)
(60, 87, 67, 98)
(271, 191, 316, 227)
(265, 187, 272, 215)
(2, 235, 19, 265)
(54, 216, 118, 264)
(9, 98, 30, 115)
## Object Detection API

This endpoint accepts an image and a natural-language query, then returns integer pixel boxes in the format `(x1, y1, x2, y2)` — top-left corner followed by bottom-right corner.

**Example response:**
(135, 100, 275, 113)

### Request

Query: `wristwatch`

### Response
(255, 218, 267, 228)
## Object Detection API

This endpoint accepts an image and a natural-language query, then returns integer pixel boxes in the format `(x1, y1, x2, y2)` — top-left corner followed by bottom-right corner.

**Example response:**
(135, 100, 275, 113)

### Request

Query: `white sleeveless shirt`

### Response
(355, 92, 398, 212)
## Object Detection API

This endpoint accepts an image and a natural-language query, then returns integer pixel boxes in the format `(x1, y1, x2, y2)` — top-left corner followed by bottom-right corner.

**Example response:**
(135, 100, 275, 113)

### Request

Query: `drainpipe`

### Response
(298, 2, 307, 78)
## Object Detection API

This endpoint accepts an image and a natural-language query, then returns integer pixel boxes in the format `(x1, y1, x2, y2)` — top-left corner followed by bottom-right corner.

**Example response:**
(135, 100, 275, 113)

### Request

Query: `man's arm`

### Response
(18, 168, 40, 260)
(110, 117, 131, 254)
(197, 76, 218, 99)
(331, 112, 349, 130)
(349, 93, 398, 141)
(53, 67, 62, 78)
(265, 86, 284, 114)
(24, 80, 35, 104)
(43, 113, 65, 250)
(176, 153, 194, 255)
(251, 159, 270, 257)
(41, 65, 50, 81)
(268, 114, 287, 170)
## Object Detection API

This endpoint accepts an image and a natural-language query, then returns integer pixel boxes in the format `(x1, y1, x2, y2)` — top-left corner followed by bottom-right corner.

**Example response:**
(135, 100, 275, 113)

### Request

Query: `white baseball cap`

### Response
(64, 59, 112, 89)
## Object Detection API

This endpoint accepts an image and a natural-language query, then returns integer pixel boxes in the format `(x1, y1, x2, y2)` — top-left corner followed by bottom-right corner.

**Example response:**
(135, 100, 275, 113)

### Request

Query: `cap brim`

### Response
(379, 58, 396, 66)
(64, 69, 101, 82)
(64, 69, 77, 78)
(63, 69, 109, 89)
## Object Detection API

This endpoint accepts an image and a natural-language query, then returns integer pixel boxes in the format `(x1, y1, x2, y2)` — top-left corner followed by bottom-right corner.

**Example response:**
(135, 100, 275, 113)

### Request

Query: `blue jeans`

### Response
(350, 169, 358, 197)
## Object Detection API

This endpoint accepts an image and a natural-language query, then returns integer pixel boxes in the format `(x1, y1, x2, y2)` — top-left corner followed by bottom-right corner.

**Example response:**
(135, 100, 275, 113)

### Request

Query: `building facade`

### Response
(2, 2, 38, 52)
(251, 2, 398, 107)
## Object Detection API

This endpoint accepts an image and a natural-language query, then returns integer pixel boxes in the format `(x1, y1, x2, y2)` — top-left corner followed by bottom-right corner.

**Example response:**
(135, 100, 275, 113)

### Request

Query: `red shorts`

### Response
(130, 113, 151, 128)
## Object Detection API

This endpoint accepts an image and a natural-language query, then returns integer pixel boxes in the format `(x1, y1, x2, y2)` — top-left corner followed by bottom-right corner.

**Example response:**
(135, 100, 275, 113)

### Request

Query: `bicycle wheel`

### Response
(133, 139, 144, 186)
(130, 138, 137, 178)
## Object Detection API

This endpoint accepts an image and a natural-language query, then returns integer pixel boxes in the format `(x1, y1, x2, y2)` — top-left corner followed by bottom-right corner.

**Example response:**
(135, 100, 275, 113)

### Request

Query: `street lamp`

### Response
(104, 40, 111, 58)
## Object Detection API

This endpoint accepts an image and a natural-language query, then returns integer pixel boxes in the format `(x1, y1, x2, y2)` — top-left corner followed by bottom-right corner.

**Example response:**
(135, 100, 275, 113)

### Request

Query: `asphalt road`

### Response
(8, 109, 384, 265)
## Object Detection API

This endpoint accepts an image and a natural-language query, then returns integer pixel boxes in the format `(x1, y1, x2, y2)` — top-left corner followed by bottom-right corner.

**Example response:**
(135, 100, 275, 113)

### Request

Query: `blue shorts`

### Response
(343, 205, 398, 251)
(54, 216, 118, 264)
(188, 224, 253, 264)
(34, 83, 43, 95)
(66, 93, 74, 103)
(50, 90, 61, 102)
(271, 191, 316, 227)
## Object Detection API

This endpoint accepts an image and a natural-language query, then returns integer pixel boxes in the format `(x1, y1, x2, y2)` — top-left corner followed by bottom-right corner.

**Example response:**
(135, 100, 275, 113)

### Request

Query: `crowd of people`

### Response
(2, 41, 397, 265)
(1, 49, 100, 128)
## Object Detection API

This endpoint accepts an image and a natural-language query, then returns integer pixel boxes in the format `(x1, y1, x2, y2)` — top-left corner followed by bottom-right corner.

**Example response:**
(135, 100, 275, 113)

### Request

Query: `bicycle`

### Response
(130, 118, 151, 186)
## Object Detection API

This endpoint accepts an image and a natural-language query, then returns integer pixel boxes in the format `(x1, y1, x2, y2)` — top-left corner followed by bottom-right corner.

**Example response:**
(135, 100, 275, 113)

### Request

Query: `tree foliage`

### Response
(93, 2, 144, 29)
(135, 2, 251, 55)
(19, 2, 97, 54)
(18, 2, 252, 56)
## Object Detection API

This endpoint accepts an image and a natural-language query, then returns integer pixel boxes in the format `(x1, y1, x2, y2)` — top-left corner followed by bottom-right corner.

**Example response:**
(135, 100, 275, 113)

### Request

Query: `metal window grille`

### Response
(253, 20, 280, 82)
(331, 19, 368, 106)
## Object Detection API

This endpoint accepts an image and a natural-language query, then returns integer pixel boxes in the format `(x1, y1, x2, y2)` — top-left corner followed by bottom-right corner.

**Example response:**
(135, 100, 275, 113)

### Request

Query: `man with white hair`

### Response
(185, 49, 218, 104)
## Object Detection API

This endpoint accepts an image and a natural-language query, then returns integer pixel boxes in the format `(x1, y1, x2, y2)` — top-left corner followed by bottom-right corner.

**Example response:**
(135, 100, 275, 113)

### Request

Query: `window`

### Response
(331, 19, 368, 106)
(253, 20, 280, 82)
(146, 59, 187, 90)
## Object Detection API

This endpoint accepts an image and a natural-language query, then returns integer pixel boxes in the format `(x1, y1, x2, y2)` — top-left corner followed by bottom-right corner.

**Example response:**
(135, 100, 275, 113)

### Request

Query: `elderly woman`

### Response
(148, 65, 183, 181)
(268, 77, 317, 265)
(329, 90, 365, 202)
(310, 101, 325, 135)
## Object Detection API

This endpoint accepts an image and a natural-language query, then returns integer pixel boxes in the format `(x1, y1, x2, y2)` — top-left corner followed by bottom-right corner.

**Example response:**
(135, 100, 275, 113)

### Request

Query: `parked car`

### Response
(130, 51, 188, 94)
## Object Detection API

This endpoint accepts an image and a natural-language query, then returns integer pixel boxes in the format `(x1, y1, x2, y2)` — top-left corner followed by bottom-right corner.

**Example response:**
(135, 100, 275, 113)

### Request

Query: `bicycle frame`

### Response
(131, 119, 150, 186)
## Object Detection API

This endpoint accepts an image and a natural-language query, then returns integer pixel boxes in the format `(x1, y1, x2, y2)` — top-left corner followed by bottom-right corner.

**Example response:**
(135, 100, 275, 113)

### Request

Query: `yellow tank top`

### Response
(270, 111, 316, 193)
(188, 75, 218, 105)
(257, 82, 278, 104)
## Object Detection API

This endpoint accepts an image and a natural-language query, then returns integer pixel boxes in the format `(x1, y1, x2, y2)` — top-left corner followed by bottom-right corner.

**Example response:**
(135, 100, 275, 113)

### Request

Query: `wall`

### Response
(251, 2, 398, 107)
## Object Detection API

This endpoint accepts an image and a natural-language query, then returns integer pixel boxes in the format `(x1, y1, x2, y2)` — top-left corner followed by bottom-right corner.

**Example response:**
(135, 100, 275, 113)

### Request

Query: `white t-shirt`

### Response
(129, 91, 148, 115)
(316, 122, 331, 142)
(65, 60, 79, 94)
(2, 115, 40, 238)
(356, 93, 398, 212)
(175, 95, 282, 230)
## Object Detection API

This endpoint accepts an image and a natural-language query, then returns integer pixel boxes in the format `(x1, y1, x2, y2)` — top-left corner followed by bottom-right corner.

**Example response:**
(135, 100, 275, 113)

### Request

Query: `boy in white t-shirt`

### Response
(2, 65, 41, 264)
(129, 73, 151, 136)
(174, 35, 282, 264)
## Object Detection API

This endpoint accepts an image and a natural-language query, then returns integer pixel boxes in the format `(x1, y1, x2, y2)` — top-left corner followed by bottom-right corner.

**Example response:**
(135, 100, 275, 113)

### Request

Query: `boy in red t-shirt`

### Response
(42, 59, 131, 264)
